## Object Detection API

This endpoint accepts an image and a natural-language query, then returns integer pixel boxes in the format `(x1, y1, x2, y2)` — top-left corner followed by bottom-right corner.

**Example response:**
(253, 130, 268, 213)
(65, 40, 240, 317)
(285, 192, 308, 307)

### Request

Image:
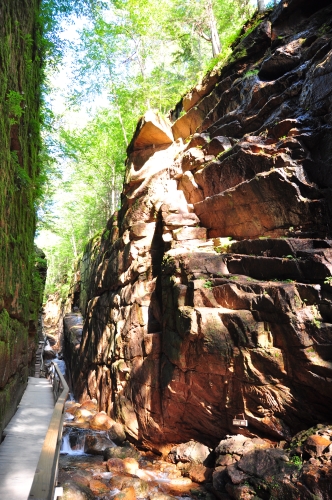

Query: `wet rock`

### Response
(104, 443, 141, 461)
(84, 434, 116, 455)
(74, 408, 94, 424)
(61, 481, 94, 500)
(89, 478, 110, 495)
(66, 470, 93, 489)
(65, 402, 82, 416)
(43, 347, 56, 360)
(89, 412, 115, 431)
(123, 457, 139, 474)
(149, 494, 177, 500)
(113, 486, 137, 500)
(120, 477, 149, 497)
(106, 457, 125, 473)
(80, 400, 98, 412)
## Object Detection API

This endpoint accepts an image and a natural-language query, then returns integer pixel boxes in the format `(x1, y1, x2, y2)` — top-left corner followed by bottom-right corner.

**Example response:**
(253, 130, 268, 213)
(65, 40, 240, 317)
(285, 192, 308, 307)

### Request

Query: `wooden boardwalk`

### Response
(0, 377, 54, 500)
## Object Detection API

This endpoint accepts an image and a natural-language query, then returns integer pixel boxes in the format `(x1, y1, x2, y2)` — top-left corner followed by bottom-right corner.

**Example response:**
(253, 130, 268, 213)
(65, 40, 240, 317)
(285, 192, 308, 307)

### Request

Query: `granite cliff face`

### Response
(0, 1, 45, 437)
(64, 0, 332, 455)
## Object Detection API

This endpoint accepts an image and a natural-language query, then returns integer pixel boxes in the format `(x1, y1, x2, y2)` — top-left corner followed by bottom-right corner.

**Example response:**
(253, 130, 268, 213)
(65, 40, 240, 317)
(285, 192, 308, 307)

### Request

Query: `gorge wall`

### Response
(64, 0, 332, 453)
(0, 0, 45, 437)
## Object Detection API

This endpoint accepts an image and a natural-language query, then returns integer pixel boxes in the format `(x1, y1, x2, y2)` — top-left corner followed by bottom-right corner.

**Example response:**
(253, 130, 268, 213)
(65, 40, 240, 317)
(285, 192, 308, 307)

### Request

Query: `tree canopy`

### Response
(38, 0, 280, 298)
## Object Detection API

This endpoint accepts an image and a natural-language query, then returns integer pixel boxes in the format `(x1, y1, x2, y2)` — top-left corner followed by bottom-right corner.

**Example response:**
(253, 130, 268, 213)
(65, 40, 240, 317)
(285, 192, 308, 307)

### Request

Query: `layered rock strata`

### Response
(64, 0, 332, 454)
(0, 1, 45, 437)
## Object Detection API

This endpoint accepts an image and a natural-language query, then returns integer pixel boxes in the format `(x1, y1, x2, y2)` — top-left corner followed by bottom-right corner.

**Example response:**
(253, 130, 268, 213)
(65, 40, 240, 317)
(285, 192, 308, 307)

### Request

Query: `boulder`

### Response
(304, 435, 331, 458)
(119, 477, 149, 498)
(123, 457, 139, 475)
(106, 457, 125, 473)
(215, 435, 269, 460)
(168, 441, 211, 465)
(84, 433, 116, 455)
(89, 479, 109, 496)
(80, 399, 98, 412)
(89, 412, 115, 431)
(104, 443, 141, 461)
(107, 422, 127, 445)
(187, 464, 213, 483)
(61, 481, 94, 500)
(74, 408, 94, 423)
(113, 486, 137, 500)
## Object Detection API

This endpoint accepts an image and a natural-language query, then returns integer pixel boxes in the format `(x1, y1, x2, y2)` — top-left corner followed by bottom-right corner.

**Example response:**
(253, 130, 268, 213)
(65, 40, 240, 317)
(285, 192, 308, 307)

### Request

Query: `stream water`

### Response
(58, 417, 210, 500)
(46, 352, 211, 500)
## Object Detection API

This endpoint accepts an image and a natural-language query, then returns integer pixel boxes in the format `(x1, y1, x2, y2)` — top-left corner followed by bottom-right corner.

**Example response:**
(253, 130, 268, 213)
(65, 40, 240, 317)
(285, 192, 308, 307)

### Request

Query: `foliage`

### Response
(38, 0, 256, 295)
(204, 280, 213, 289)
(6, 90, 24, 125)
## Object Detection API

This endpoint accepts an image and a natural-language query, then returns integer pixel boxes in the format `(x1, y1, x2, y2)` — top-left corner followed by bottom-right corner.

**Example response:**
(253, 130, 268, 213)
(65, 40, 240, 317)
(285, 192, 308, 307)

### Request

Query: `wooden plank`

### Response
(0, 377, 54, 500)
(28, 364, 69, 500)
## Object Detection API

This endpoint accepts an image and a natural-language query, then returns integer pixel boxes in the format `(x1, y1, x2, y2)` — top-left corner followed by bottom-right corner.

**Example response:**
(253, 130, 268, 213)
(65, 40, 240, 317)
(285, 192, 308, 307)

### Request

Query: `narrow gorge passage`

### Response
(40, 0, 332, 497)
(2, 0, 332, 499)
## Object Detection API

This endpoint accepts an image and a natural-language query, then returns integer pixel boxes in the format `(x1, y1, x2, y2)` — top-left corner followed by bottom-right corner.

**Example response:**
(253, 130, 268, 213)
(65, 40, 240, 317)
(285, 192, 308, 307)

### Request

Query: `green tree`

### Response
(38, 0, 256, 295)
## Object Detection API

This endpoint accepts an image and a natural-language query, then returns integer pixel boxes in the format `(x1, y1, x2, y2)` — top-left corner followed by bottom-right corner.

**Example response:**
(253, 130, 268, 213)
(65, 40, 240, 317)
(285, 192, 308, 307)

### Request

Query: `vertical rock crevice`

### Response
(63, 0, 332, 452)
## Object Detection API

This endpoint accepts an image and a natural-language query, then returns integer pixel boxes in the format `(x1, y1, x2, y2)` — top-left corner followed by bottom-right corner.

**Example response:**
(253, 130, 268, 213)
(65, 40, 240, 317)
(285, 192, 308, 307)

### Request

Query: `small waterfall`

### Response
(60, 430, 86, 455)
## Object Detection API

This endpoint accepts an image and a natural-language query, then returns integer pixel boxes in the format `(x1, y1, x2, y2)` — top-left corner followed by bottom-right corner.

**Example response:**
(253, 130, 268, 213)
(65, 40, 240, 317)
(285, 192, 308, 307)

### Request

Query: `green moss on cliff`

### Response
(0, 0, 45, 437)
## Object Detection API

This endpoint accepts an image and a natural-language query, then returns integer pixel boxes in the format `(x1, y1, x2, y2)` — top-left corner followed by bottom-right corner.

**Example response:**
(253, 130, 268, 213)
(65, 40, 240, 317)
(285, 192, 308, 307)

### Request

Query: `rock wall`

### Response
(64, 0, 332, 452)
(0, 0, 45, 437)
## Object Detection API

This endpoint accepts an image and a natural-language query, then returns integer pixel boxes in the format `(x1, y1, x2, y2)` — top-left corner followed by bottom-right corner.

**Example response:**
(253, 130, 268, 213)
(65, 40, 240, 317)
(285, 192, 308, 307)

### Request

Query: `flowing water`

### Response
(58, 420, 209, 500)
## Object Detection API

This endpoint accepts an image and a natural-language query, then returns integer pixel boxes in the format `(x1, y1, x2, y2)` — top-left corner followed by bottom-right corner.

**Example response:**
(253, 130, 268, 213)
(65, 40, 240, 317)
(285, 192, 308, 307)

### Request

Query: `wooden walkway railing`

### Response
(28, 362, 69, 500)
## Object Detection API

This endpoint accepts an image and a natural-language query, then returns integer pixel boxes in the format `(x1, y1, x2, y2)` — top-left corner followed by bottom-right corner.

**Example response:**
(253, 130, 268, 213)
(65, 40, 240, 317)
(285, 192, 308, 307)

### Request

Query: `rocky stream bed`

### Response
(58, 399, 332, 500)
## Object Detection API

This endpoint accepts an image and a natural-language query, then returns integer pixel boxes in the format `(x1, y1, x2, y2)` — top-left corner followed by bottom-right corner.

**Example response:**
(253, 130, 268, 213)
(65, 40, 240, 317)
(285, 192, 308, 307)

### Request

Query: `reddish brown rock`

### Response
(89, 479, 109, 496)
(123, 457, 139, 475)
(194, 169, 322, 240)
(89, 412, 114, 431)
(113, 486, 136, 500)
(187, 464, 213, 483)
(304, 435, 331, 458)
(128, 110, 173, 152)
(302, 462, 332, 500)
(164, 213, 200, 228)
(178, 171, 205, 204)
(173, 227, 206, 241)
(80, 399, 98, 412)
(106, 458, 125, 473)
(84, 434, 115, 455)
(63, 0, 332, 454)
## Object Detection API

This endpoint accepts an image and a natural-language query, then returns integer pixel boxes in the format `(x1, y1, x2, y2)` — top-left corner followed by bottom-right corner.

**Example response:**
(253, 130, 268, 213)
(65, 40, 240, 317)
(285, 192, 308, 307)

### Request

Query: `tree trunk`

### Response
(257, 0, 265, 12)
(206, 0, 221, 57)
